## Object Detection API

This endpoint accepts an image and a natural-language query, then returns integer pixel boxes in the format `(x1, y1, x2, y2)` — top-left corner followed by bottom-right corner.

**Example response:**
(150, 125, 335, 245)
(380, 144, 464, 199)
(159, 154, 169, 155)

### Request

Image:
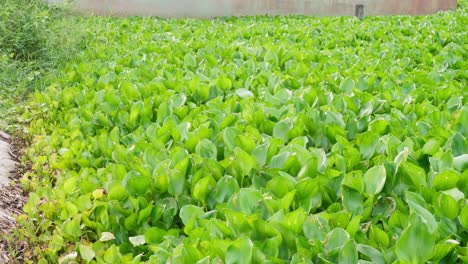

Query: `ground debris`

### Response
(0, 132, 29, 263)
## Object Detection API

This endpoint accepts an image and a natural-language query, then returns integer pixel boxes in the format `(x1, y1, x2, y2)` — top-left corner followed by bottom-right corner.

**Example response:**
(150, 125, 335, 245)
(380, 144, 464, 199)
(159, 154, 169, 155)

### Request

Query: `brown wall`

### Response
(73, 0, 457, 17)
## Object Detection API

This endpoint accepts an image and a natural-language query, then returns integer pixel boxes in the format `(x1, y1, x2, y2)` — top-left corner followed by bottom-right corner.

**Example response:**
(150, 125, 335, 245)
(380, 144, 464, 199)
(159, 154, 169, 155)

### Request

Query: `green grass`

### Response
(0, 0, 86, 133)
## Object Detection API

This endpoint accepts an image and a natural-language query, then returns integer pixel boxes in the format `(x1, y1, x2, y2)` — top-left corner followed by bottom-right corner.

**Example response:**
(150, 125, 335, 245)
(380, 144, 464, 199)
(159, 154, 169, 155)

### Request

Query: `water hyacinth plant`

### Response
(17, 2, 468, 263)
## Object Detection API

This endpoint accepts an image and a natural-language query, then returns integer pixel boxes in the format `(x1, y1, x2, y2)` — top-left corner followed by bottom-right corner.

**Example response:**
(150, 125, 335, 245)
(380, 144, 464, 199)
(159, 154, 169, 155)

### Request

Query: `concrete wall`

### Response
(68, 0, 457, 17)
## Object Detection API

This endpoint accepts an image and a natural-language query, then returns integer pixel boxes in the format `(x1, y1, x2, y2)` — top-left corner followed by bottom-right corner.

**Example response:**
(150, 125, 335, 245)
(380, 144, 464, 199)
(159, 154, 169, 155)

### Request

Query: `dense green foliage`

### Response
(21, 3, 467, 264)
(0, 0, 83, 132)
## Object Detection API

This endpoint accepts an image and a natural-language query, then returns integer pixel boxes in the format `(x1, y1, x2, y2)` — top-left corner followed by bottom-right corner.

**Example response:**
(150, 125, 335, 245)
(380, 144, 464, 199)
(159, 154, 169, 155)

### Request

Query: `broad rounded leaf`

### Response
(339, 77, 355, 93)
(79, 244, 95, 262)
(196, 139, 217, 160)
(342, 185, 363, 215)
(433, 170, 459, 191)
(123, 171, 151, 196)
(303, 215, 330, 241)
(144, 227, 165, 244)
(226, 237, 253, 264)
(273, 119, 293, 142)
(364, 165, 387, 195)
(324, 228, 350, 254)
(396, 216, 435, 263)
(405, 191, 437, 233)
(433, 192, 459, 219)
(179, 205, 205, 226)
(338, 240, 358, 264)
(238, 188, 262, 214)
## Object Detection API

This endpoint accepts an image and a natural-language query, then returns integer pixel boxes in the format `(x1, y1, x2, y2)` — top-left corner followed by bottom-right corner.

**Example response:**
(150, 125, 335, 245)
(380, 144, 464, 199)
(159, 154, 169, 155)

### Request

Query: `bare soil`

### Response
(0, 132, 29, 263)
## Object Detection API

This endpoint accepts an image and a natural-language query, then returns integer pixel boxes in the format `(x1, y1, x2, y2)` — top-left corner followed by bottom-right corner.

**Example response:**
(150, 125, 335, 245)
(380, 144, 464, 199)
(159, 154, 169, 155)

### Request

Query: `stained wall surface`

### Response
(70, 0, 457, 17)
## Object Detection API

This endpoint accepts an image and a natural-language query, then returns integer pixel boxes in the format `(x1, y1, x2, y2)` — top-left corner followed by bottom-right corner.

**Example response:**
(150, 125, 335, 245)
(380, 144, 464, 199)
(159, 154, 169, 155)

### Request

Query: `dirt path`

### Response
(0, 131, 27, 263)
(0, 132, 16, 187)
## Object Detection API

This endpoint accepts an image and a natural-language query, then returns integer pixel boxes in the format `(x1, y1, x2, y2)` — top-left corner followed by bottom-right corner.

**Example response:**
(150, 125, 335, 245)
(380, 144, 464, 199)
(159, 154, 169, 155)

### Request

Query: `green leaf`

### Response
(238, 188, 262, 214)
(433, 170, 459, 190)
(357, 244, 385, 264)
(121, 82, 140, 101)
(252, 142, 269, 168)
(79, 244, 95, 262)
(123, 171, 151, 196)
(339, 77, 354, 93)
(283, 208, 307, 234)
(454, 154, 468, 172)
(338, 240, 358, 264)
(217, 76, 232, 90)
(400, 162, 427, 188)
(261, 236, 281, 258)
(144, 227, 165, 244)
(396, 216, 435, 264)
(431, 240, 460, 262)
(232, 147, 256, 177)
(196, 139, 217, 160)
(394, 147, 409, 174)
(235, 135, 256, 153)
(264, 50, 278, 64)
(168, 170, 186, 196)
(447, 96, 462, 112)
(103, 245, 121, 263)
(297, 157, 319, 179)
(433, 192, 459, 219)
(342, 185, 363, 215)
(112, 144, 129, 164)
(450, 133, 468, 156)
(273, 119, 293, 142)
(422, 138, 442, 155)
(269, 151, 290, 169)
(184, 53, 197, 68)
(295, 178, 322, 212)
(266, 174, 295, 198)
(459, 205, 468, 229)
(63, 216, 81, 240)
(363, 165, 386, 195)
(226, 237, 253, 264)
(324, 228, 350, 254)
(171, 93, 187, 108)
(369, 225, 389, 248)
(192, 176, 216, 203)
(368, 119, 389, 135)
(196, 257, 210, 264)
(303, 215, 329, 241)
(179, 205, 204, 226)
(209, 175, 239, 204)
(223, 127, 237, 151)
(138, 203, 153, 224)
(107, 184, 127, 201)
(342, 171, 364, 193)
(405, 191, 437, 233)
(357, 132, 379, 160)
